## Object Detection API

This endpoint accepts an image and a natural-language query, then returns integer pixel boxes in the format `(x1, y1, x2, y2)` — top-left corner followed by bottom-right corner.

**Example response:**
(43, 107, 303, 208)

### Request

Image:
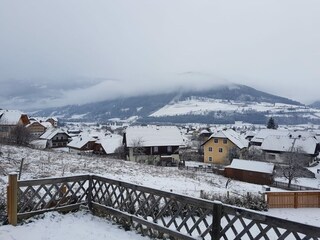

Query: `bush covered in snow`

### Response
(200, 191, 268, 211)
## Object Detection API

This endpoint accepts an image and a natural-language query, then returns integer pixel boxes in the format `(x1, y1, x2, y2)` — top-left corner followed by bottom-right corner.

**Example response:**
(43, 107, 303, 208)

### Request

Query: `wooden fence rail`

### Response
(7, 173, 320, 239)
(267, 191, 320, 208)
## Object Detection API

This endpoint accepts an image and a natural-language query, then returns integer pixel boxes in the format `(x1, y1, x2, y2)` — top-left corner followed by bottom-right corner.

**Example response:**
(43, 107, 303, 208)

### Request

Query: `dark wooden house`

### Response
(224, 159, 274, 185)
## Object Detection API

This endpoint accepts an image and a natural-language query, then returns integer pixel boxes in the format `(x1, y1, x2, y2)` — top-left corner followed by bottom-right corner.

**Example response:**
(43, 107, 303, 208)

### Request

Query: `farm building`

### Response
(225, 159, 275, 185)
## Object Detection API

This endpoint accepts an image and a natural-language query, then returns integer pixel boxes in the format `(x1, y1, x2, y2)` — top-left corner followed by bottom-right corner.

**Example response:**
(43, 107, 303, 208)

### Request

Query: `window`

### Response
(223, 139, 227, 144)
(268, 154, 276, 160)
(167, 146, 172, 152)
(214, 139, 218, 143)
(208, 147, 213, 152)
(219, 148, 223, 153)
(154, 146, 158, 153)
(208, 157, 212, 162)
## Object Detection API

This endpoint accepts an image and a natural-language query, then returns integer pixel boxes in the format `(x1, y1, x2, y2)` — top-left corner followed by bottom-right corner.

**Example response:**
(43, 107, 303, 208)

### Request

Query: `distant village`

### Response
(1, 108, 320, 189)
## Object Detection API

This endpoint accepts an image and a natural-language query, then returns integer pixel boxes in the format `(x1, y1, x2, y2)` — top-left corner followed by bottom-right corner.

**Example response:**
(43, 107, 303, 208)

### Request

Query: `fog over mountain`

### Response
(34, 83, 320, 125)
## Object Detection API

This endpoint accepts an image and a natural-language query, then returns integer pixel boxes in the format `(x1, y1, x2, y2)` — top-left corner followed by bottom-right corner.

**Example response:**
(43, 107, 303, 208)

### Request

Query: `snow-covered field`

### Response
(0, 144, 319, 239)
(150, 98, 320, 117)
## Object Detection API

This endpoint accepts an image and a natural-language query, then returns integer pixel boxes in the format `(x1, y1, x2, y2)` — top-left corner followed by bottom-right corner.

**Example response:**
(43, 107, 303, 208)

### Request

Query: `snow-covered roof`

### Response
(27, 120, 53, 129)
(251, 129, 289, 143)
(226, 159, 274, 174)
(40, 121, 54, 129)
(67, 135, 96, 149)
(0, 110, 27, 125)
(96, 134, 123, 154)
(125, 126, 184, 147)
(261, 135, 318, 155)
(199, 129, 210, 135)
(40, 128, 69, 140)
(209, 129, 248, 149)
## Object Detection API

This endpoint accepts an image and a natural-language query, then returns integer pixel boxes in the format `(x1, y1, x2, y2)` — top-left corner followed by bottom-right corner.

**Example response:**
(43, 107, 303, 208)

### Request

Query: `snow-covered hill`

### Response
(150, 98, 320, 118)
(33, 83, 320, 125)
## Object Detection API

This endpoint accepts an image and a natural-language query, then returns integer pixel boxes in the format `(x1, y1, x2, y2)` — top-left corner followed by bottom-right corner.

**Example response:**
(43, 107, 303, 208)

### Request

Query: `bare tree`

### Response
(131, 138, 145, 162)
(280, 147, 308, 189)
(9, 124, 31, 146)
(114, 145, 126, 159)
(228, 147, 240, 163)
(241, 147, 264, 161)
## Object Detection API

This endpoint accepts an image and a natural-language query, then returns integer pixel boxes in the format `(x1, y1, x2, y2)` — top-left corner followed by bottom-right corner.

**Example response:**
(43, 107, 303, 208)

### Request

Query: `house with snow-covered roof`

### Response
(93, 134, 123, 156)
(202, 129, 248, 165)
(26, 120, 53, 138)
(260, 134, 319, 166)
(40, 128, 70, 148)
(249, 129, 289, 147)
(123, 125, 185, 165)
(68, 135, 97, 153)
(0, 110, 30, 138)
(67, 132, 123, 156)
(225, 159, 274, 185)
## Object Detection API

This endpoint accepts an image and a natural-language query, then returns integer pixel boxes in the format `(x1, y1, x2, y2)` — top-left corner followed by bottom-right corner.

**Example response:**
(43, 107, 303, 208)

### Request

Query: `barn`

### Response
(224, 159, 275, 185)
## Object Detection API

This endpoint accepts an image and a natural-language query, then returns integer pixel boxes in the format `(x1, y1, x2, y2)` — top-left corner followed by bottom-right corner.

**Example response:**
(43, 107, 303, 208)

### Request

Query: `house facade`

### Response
(40, 128, 70, 148)
(123, 126, 184, 165)
(26, 121, 48, 138)
(203, 129, 248, 165)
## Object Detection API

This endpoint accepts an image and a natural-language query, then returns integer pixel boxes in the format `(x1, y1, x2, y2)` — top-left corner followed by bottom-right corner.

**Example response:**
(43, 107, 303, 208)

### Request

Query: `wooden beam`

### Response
(8, 173, 18, 226)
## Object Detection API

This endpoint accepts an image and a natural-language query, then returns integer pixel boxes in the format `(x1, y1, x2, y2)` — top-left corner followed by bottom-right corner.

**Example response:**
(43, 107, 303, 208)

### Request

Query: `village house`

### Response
(203, 129, 248, 165)
(26, 120, 53, 138)
(249, 129, 289, 147)
(29, 117, 58, 128)
(198, 129, 212, 142)
(260, 133, 320, 166)
(46, 117, 58, 127)
(225, 159, 275, 185)
(67, 132, 123, 156)
(123, 125, 184, 165)
(93, 134, 123, 156)
(40, 128, 70, 148)
(68, 135, 97, 153)
(0, 110, 30, 139)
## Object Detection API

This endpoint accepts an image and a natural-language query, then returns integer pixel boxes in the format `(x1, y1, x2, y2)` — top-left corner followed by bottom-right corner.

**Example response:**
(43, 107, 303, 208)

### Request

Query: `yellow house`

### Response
(203, 129, 248, 165)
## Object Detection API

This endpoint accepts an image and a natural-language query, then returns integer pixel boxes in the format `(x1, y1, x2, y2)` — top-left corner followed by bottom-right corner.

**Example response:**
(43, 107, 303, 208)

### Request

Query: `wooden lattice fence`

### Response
(6, 173, 320, 239)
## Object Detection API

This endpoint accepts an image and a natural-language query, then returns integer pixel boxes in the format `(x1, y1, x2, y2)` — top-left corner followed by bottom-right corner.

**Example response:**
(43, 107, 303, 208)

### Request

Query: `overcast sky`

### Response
(0, 0, 319, 110)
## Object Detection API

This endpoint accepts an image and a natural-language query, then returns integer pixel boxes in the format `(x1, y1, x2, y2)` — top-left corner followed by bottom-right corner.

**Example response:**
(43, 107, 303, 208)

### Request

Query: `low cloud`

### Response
(0, 72, 228, 110)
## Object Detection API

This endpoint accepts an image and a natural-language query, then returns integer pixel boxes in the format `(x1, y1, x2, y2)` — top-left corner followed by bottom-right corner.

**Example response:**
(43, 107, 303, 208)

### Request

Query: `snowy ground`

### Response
(0, 144, 319, 238)
(0, 210, 148, 240)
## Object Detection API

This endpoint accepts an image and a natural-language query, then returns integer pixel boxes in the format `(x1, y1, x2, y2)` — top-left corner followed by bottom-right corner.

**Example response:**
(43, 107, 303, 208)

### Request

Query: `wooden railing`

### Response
(7, 173, 90, 225)
(7, 173, 320, 239)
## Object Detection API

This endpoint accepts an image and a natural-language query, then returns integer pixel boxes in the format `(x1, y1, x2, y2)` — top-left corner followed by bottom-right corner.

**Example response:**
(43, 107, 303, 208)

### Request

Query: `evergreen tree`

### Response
(267, 117, 277, 129)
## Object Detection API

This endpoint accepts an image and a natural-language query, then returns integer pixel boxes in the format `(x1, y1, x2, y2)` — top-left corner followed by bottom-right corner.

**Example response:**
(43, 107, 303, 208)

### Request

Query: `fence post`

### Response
(294, 192, 298, 208)
(7, 173, 18, 226)
(87, 175, 93, 211)
(212, 201, 222, 240)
